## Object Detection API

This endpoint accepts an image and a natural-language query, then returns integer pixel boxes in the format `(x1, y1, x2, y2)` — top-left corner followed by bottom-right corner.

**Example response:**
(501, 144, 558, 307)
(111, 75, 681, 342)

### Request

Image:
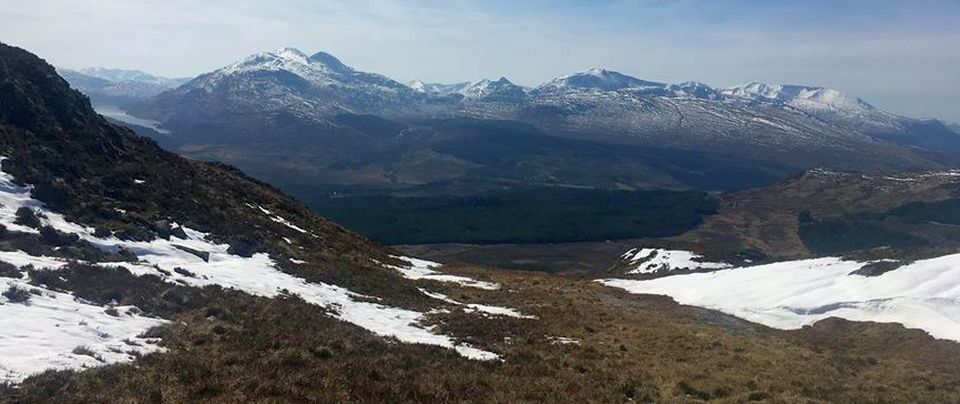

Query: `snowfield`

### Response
(0, 158, 503, 382)
(1, 265, 166, 384)
(620, 247, 731, 274)
(601, 255, 960, 342)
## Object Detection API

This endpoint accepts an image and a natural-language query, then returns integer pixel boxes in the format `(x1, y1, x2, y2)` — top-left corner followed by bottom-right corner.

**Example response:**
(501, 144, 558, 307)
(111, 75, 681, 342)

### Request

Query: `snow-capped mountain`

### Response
(722, 83, 896, 127)
(59, 67, 189, 105)
(76, 67, 188, 86)
(194, 47, 409, 94)
(134, 47, 419, 129)
(533, 67, 666, 94)
(722, 82, 960, 150)
(458, 77, 527, 102)
(407, 77, 527, 102)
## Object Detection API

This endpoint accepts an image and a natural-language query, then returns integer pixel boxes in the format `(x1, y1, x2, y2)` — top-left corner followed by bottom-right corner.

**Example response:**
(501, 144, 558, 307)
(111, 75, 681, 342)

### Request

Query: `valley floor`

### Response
(393, 239, 645, 275)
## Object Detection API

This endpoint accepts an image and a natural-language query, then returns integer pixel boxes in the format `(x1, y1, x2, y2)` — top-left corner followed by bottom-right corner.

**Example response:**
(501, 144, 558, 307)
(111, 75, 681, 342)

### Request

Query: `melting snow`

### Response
(547, 336, 581, 345)
(247, 203, 317, 237)
(419, 288, 534, 319)
(621, 248, 731, 275)
(0, 158, 501, 379)
(383, 256, 500, 290)
(0, 271, 165, 384)
(601, 255, 960, 341)
(0, 251, 68, 271)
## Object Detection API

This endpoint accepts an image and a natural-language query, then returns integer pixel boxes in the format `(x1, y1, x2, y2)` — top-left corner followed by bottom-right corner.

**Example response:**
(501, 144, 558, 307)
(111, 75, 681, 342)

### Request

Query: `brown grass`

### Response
(5, 264, 960, 403)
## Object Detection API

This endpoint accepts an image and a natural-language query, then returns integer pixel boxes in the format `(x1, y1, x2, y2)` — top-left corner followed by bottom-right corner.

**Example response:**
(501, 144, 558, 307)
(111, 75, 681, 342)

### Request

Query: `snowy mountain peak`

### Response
(218, 47, 353, 77)
(459, 77, 527, 101)
(723, 82, 875, 113)
(537, 68, 665, 93)
(583, 67, 610, 76)
(274, 47, 309, 63)
(199, 47, 412, 92)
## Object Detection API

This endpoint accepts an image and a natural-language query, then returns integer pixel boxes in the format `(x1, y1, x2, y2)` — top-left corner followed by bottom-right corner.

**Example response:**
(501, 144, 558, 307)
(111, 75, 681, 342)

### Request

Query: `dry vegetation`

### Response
(676, 170, 960, 259)
(4, 263, 960, 403)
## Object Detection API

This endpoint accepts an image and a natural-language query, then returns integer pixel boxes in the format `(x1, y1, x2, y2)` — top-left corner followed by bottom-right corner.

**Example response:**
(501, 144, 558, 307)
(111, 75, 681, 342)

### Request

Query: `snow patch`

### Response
(0, 276, 165, 384)
(419, 288, 534, 319)
(547, 336, 581, 345)
(382, 256, 500, 290)
(601, 255, 960, 342)
(247, 203, 318, 237)
(621, 248, 731, 275)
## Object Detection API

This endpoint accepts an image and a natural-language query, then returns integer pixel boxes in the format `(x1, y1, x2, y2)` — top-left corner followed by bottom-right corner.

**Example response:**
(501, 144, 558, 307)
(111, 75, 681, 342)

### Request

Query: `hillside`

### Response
(670, 169, 960, 260)
(5, 43, 960, 402)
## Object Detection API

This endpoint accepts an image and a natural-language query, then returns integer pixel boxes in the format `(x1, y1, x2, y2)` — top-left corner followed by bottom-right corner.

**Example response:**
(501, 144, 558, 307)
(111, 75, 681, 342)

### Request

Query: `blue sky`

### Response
(2, 0, 958, 122)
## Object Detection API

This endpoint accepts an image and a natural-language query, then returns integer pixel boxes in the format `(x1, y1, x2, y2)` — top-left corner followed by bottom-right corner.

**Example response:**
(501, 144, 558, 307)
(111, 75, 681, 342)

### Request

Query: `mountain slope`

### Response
(139, 47, 415, 123)
(0, 41, 522, 378)
(723, 82, 960, 151)
(624, 168, 960, 262)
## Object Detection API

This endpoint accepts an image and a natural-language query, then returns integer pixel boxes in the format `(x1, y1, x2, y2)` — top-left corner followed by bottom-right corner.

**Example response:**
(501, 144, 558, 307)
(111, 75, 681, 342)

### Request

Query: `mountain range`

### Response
(101, 47, 960, 200)
(58, 67, 189, 106)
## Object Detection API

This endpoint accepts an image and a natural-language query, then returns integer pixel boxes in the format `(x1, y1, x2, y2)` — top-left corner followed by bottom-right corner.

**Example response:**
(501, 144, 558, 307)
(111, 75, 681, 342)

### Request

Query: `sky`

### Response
(2, 0, 958, 122)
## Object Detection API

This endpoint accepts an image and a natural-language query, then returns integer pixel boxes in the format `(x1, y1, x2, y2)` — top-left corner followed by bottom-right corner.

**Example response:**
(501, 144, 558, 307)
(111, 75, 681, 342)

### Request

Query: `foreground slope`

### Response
(4, 43, 960, 402)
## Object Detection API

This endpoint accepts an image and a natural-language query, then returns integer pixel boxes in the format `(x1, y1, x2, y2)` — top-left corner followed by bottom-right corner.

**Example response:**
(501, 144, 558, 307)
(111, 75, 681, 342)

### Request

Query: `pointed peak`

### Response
(459, 77, 527, 101)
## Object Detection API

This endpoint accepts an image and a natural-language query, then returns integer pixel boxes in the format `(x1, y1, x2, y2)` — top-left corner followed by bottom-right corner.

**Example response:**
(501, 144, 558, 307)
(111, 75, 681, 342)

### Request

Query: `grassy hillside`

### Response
(7, 264, 960, 403)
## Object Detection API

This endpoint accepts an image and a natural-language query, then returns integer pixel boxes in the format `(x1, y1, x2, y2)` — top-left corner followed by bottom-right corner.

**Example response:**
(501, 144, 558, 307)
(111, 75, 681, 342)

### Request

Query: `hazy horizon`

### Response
(2, 0, 958, 122)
